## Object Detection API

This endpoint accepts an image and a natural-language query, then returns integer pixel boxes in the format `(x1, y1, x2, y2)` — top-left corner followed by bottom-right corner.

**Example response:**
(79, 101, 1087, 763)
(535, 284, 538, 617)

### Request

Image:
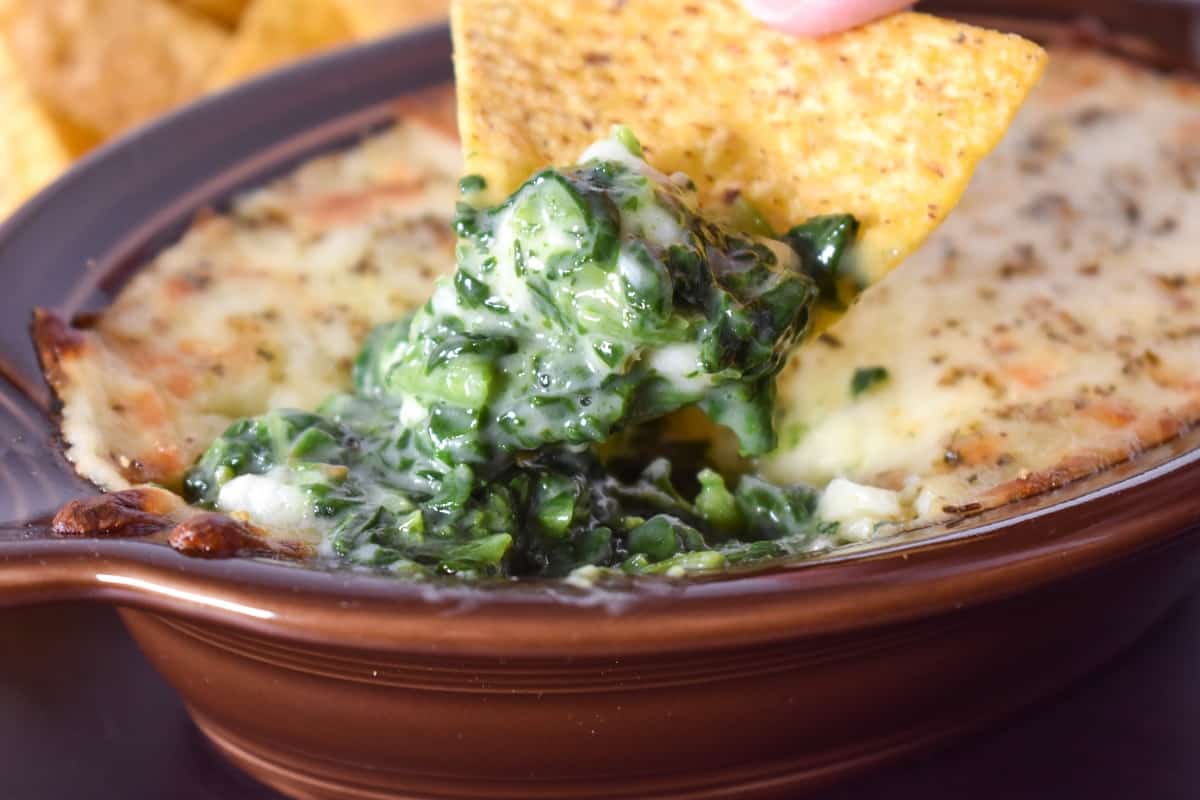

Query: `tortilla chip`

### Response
(0, 37, 73, 217)
(0, 0, 229, 137)
(451, 0, 1046, 287)
(172, 0, 251, 27)
(210, 0, 354, 88)
(46, 108, 104, 158)
(334, 0, 448, 38)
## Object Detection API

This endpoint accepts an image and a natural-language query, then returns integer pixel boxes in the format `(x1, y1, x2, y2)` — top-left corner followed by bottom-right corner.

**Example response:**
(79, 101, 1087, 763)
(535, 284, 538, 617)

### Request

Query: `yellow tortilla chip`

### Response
(172, 0, 251, 27)
(46, 109, 104, 159)
(334, 0, 449, 38)
(1, 0, 229, 137)
(210, 0, 353, 88)
(452, 0, 1046, 287)
(0, 37, 73, 217)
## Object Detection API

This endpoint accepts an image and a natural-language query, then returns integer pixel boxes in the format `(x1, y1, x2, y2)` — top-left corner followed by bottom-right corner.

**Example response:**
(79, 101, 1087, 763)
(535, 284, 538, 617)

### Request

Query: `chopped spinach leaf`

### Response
(183, 127, 859, 579)
(850, 366, 890, 397)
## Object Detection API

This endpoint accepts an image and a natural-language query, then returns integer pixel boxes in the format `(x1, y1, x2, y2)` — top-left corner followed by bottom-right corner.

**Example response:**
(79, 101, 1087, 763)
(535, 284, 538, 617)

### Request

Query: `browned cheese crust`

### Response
(50, 484, 306, 560)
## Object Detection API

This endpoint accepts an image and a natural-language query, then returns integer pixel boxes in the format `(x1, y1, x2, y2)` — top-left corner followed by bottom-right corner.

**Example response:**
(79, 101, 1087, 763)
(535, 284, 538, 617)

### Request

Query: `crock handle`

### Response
(0, 375, 100, 606)
(0, 539, 102, 607)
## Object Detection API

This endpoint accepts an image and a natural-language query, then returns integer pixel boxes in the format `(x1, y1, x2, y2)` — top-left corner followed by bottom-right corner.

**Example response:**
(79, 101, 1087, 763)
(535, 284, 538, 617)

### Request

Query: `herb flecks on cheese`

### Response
(766, 49, 1200, 516)
(35, 86, 464, 493)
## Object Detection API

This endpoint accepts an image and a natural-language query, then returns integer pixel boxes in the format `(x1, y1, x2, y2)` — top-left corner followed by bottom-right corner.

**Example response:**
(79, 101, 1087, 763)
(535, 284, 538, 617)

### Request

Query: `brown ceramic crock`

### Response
(1, 8, 1199, 799)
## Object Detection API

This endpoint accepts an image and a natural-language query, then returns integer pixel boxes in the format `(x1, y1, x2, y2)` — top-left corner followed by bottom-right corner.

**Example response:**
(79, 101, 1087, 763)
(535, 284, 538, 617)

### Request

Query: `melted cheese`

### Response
(817, 478, 903, 542)
(217, 470, 324, 540)
(47, 87, 461, 490)
(765, 49, 1200, 522)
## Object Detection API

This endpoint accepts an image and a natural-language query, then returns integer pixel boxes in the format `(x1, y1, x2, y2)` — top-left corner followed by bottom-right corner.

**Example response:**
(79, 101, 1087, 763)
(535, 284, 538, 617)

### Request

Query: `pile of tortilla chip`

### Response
(0, 0, 448, 218)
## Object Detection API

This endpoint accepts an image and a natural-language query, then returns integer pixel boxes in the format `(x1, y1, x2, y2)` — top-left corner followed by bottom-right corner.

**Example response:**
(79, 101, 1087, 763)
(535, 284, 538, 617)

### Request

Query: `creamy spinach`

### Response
(183, 129, 858, 578)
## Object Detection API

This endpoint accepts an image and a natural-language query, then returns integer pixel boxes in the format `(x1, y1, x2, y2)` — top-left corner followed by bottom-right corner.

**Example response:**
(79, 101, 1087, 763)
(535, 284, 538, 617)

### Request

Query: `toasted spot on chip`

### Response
(171, 0, 251, 27)
(451, 0, 1046, 288)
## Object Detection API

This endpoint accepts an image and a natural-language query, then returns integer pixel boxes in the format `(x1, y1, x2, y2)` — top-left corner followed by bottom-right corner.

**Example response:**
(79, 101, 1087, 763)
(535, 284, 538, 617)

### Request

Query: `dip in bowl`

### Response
(1, 17, 1199, 800)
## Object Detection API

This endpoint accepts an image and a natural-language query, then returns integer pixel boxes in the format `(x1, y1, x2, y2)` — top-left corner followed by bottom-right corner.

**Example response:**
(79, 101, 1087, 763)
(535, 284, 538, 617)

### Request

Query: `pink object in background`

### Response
(742, 0, 914, 35)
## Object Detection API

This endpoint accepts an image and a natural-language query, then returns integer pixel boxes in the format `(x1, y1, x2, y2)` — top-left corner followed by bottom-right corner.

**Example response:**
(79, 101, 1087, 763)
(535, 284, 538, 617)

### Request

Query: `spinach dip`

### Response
(179, 128, 859, 578)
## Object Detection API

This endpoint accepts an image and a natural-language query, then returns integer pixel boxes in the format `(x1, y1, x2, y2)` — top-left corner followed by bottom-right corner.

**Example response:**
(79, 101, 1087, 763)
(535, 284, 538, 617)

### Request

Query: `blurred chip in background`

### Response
(333, 0, 451, 36)
(2, 0, 229, 137)
(210, 0, 451, 86)
(0, 35, 74, 217)
(210, 0, 354, 87)
(0, 0, 448, 218)
(174, 0, 251, 27)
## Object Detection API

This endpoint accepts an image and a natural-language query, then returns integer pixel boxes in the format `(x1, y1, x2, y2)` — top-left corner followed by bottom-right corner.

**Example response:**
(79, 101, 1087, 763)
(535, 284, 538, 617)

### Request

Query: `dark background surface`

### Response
(1, 592, 1198, 799)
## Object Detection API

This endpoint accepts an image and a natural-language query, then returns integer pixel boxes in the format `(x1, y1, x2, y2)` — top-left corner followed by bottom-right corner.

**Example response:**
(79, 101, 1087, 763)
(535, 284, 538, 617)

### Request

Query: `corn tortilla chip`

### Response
(172, 0, 251, 27)
(210, 0, 353, 88)
(452, 0, 1046, 287)
(334, 0, 449, 38)
(46, 108, 104, 158)
(0, 36, 73, 217)
(1, 0, 229, 137)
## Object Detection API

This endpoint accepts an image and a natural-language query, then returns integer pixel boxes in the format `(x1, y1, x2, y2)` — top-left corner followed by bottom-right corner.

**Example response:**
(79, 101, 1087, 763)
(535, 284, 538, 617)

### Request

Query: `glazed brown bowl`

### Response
(2, 13, 1200, 800)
